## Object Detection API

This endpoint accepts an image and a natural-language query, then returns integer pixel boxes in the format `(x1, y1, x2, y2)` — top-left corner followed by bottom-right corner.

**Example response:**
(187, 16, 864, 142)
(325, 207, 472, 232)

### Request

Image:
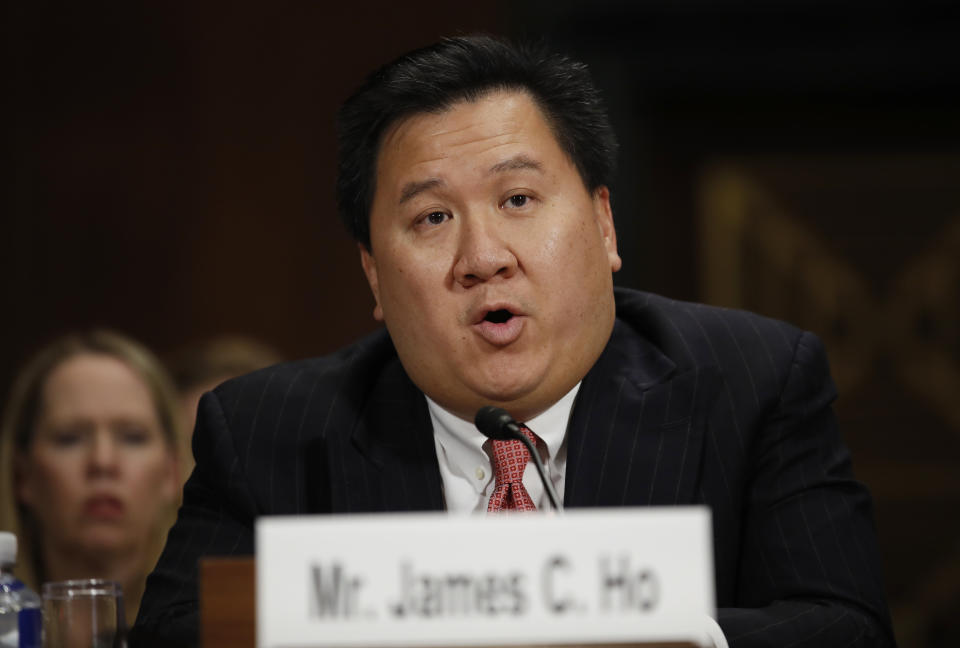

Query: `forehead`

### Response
(374, 90, 567, 185)
(40, 353, 155, 419)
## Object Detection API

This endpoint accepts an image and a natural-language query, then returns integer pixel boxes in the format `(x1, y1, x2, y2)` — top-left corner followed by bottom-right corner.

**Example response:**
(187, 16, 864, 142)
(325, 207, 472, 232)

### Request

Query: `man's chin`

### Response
(414, 360, 554, 421)
(467, 377, 559, 422)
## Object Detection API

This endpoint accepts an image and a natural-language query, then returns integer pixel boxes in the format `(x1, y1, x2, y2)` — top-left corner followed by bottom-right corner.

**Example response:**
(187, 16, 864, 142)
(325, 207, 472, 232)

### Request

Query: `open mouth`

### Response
(484, 309, 514, 324)
(473, 306, 524, 345)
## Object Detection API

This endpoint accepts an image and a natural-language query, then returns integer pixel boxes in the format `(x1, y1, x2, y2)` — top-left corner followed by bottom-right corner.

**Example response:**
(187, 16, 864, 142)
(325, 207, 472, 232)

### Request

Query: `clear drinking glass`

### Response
(41, 580, 125, 648)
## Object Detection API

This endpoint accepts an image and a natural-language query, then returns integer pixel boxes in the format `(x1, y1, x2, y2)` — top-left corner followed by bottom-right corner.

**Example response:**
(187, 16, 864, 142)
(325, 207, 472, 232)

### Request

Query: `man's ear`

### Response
(359, 244, 385, 321)
(593, 186, 622, 272)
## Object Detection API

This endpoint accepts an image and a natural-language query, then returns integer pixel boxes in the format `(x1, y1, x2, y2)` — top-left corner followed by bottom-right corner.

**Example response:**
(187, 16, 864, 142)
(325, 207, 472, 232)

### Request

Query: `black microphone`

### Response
(474, 406, 564, 513)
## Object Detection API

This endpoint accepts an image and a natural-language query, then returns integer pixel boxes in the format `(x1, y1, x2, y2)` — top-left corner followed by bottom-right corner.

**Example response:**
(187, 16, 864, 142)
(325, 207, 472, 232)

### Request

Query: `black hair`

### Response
(335, 34, 618, 250)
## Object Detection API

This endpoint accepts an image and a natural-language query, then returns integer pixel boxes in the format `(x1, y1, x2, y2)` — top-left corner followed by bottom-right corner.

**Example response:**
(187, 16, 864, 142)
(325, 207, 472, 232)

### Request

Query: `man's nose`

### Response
(452, 216, 518, 288)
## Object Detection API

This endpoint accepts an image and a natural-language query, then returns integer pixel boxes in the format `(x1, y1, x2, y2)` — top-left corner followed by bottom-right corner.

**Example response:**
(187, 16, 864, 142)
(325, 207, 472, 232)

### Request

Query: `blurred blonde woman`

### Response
(0, 330, 181, 627)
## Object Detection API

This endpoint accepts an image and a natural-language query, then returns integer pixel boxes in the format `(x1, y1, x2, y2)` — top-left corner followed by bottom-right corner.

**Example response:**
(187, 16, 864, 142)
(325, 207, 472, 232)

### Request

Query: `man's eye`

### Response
(423, 211, 449, 226)
(505, 194, 530, 208)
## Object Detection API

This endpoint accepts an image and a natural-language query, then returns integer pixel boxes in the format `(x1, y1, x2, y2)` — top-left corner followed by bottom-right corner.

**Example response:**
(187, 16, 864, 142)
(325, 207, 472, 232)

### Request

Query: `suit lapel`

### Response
(331, 355, 445, 513)
(565, 319, 720, 508)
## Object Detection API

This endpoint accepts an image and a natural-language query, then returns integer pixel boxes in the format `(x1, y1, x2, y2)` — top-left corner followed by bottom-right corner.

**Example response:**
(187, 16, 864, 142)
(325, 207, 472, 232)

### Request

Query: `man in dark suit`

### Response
(133, 36, 895, 646)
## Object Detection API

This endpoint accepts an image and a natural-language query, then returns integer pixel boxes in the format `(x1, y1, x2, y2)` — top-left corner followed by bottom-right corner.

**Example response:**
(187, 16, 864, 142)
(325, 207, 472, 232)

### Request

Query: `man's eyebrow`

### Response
(488, 155, 543, 175)
(399, 178, 444, 205)
(397, 156, 541, 205)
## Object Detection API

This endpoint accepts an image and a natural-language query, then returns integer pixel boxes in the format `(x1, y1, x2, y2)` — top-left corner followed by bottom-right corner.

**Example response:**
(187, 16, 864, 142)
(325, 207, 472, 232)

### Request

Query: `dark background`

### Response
(6, 2, 960, 645)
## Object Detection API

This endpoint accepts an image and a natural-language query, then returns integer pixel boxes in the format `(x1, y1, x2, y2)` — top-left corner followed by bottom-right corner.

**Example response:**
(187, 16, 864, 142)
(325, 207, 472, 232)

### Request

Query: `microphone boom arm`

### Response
(515, 431, 563, 513)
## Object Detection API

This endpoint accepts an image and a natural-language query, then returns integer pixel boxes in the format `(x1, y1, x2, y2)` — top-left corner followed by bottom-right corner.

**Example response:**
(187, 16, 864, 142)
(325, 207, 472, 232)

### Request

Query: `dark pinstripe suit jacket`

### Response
(133, 288, 895, 647)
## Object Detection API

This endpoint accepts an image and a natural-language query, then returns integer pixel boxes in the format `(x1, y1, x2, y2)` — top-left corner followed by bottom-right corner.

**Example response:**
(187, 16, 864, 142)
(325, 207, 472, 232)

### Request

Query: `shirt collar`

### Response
(426, 383, 581, 481)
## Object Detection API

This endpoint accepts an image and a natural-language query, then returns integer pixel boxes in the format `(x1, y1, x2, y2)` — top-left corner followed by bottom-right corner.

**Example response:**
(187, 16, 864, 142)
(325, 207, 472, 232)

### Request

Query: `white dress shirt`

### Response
(426, 383, 580, 514)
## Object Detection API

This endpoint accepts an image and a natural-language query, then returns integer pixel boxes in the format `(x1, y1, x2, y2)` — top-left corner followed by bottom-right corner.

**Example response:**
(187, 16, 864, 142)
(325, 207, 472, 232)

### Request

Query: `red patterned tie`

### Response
(487, 426, 538, 513)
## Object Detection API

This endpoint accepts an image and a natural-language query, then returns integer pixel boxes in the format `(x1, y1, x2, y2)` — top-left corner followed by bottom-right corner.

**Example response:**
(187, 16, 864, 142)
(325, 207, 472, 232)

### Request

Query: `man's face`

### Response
(361, 90, 621, 422)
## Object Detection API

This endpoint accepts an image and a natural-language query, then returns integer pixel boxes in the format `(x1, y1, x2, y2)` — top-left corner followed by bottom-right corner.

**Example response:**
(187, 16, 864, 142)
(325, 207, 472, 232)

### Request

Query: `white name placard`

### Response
(257, 507, 714, 648)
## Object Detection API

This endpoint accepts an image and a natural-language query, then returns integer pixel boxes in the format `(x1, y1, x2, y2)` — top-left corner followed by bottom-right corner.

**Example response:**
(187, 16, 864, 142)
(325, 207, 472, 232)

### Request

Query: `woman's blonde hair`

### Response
(0, 330, 181, 589)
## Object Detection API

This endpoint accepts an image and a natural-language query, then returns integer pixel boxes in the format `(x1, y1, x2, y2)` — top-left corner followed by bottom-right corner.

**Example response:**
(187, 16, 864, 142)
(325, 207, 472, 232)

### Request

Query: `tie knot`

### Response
(491, 428, 536, 479)
(487, 426, 538, 513)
